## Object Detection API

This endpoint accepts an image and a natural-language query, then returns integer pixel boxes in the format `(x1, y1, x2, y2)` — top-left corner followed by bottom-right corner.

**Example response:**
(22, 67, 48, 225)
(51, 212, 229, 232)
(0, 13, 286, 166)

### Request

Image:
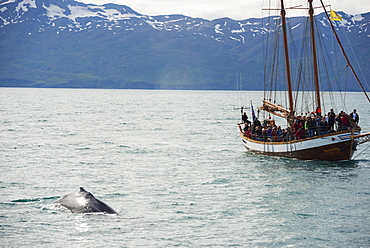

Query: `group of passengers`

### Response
(241, 109, 360, 142)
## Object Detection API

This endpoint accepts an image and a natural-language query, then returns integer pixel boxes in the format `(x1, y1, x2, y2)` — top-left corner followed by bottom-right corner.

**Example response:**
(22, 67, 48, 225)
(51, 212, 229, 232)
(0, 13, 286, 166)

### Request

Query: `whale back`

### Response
(55, 187, 117, 214)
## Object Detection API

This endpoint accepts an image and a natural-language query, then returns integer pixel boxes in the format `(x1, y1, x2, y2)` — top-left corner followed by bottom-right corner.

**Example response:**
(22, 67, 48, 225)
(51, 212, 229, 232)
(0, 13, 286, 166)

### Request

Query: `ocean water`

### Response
(1, 88, 369, 247)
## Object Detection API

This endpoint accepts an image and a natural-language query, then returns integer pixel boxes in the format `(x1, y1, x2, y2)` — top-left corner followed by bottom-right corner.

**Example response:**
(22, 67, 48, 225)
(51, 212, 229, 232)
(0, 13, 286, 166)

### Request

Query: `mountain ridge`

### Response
(0, 0, 369, 90)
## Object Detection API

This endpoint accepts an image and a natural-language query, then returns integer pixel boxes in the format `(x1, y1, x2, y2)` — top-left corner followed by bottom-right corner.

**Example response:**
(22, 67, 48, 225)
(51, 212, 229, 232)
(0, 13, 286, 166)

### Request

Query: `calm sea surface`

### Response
(1, 88, 370, 247)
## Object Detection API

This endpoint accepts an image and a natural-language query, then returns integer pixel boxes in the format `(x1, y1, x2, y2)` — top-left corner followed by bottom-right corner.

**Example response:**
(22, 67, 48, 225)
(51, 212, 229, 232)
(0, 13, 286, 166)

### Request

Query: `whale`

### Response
(55, 187, 117, 214)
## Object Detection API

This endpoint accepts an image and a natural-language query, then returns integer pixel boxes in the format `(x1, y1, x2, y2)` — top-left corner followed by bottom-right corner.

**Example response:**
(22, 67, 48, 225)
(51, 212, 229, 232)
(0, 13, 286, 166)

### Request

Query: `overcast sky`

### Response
(80, 0, 370, 20)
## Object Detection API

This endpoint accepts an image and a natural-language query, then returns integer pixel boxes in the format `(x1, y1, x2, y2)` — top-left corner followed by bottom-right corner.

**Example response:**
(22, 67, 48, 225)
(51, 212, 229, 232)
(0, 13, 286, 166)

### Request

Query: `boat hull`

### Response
(240, 131, 358, 161)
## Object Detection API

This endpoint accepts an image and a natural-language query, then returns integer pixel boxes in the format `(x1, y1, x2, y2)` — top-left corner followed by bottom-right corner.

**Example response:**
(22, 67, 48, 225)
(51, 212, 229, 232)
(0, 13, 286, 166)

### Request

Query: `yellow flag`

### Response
(330, 10, 342, 21)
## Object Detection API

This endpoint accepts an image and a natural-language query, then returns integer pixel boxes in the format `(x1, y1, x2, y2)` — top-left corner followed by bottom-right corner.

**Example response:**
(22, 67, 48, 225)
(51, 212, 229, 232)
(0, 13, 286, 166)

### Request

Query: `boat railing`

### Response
(237, 122, 357, 143)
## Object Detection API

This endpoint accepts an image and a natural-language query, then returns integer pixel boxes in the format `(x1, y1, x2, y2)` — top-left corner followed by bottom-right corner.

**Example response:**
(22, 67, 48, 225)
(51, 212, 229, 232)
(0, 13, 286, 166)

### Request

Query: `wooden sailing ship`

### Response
(238, 0, 370, 161)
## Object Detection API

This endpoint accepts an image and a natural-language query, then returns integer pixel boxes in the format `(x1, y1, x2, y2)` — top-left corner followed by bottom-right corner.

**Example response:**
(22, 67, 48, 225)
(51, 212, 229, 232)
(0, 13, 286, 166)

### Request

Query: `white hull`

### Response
(240, 129, 359, 161)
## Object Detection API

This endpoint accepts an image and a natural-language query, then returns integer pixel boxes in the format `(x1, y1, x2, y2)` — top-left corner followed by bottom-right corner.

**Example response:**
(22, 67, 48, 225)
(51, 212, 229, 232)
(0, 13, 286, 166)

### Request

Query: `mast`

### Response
(280, 0, 295, 121)
(308, 0, 321, 112)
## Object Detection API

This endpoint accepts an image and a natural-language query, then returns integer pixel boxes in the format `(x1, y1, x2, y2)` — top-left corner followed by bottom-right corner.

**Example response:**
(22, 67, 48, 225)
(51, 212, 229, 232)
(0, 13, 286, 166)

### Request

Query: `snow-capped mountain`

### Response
(0, 0, 369, 89)
(0, 0, 269, 42)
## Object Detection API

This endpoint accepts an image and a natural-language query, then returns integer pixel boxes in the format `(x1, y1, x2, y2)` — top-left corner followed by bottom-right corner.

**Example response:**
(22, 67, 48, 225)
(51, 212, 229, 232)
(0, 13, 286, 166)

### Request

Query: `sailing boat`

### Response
(237, 0, 370, 161)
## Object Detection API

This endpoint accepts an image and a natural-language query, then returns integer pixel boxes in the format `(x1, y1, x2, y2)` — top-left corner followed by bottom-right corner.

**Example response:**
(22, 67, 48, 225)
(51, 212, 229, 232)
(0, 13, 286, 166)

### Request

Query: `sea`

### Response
(1, 88, 369, 247)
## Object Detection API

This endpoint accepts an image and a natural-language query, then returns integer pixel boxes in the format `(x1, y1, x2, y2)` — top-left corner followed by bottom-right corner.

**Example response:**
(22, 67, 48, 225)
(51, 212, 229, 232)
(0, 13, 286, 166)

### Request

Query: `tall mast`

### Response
(280, 0, 294, 121)
(308, 0, 321, 112)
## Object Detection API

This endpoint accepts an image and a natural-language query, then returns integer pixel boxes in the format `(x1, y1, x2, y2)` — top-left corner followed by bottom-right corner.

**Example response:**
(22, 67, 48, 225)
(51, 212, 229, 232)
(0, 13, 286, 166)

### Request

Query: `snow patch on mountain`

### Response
(231, 22, 246, 33)
(215, 24, 223, 34)
(0, 14, 9, 25)
(15, 0, 36, 13)
(352, 14, 364, 22)
(318, 19, 329, 27)
(145, 19, 165, 31)
(0, 0, 16, 6)
(291, 23, 301, 29)
(44, 4, 65, 20)
(43, 3, 139, 22)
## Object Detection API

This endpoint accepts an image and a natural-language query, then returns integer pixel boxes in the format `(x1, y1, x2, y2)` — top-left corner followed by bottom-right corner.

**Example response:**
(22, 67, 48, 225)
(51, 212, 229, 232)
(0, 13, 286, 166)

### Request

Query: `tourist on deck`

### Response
(339, 112, 350, 131)
(242, 112, 250, 124)
(350, 109, 359, 124)
(336, 111, 344, 130)
(286, 127, 295, 141)
(315, 115, 322, 127)
(243, 125, 252, 138)
(243, 124, 249, 133)
(266, 126, 274, 141)
(328, 109, 336, 128)
(271, 126, 278, 141)
(250, 124, 256, 135)
(255, 126, 262, 140)
(253, 118, 262, 127)
(305, 117, 316, 137)
(295, 128, 306, 139)
(274, 126, 283, 141)
(318, 117, 328, 135)
(262, 129, 268, 142)
(280, 129, 287, 141)
(292, 119, 302, 131)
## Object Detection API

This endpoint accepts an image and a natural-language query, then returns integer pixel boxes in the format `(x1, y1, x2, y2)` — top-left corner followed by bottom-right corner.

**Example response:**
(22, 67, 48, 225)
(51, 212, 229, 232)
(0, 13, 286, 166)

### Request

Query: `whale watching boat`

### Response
(237, 0, 370, 161)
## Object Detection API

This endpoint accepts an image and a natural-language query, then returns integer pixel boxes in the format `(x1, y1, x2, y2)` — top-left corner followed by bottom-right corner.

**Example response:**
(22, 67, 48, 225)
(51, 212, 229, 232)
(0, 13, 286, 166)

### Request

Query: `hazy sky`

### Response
(80, 0, 370, 20)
